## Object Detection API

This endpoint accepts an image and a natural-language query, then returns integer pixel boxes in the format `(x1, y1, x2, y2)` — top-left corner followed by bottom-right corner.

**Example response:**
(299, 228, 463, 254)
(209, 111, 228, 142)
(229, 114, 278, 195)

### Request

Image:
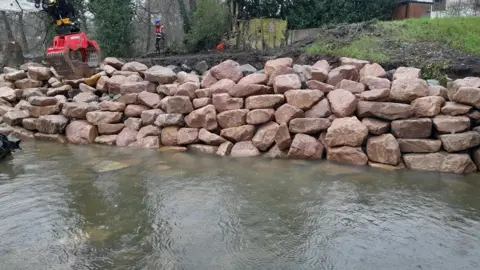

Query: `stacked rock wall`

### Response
(1, 56, 480, 174)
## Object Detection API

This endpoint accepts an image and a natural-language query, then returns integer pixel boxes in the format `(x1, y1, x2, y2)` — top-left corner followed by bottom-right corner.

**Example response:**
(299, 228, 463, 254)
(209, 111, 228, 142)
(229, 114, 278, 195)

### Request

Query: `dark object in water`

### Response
(0, 134, 21, 160)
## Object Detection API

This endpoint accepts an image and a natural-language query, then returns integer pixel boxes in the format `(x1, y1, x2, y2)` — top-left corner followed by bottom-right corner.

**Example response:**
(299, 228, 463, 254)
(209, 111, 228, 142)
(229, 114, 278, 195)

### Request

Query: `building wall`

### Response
(431, 0, 480, 18)
(393, 3, 432, 20)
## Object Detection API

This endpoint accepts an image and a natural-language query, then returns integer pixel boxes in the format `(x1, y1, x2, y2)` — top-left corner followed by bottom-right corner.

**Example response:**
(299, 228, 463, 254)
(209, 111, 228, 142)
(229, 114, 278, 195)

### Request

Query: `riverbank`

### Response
(1, 56, 480, 174)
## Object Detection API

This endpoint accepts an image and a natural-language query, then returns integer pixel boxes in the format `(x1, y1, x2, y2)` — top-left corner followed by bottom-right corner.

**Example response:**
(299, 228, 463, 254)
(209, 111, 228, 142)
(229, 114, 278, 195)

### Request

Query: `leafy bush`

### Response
(88, 0, 135, 57)
(185, 0, 230, 52)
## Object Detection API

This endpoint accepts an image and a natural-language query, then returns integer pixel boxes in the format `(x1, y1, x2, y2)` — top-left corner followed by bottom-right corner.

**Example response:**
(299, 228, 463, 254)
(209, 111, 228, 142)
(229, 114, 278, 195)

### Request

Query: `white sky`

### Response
(0, 0, 40, 12)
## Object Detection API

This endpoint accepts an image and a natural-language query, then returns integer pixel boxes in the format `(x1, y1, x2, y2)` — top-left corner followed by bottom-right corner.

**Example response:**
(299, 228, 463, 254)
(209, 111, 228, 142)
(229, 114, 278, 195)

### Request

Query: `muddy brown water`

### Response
(1, 141, 480, 270)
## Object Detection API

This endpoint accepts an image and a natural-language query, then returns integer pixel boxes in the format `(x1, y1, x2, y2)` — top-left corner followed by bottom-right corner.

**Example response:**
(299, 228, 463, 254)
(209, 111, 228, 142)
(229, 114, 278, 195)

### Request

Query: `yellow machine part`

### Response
(56, 18, 71, 26)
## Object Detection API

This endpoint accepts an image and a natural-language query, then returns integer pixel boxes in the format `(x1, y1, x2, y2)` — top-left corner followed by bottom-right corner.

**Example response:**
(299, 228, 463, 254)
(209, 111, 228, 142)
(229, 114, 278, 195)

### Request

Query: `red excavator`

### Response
(28, 0, 101, 79)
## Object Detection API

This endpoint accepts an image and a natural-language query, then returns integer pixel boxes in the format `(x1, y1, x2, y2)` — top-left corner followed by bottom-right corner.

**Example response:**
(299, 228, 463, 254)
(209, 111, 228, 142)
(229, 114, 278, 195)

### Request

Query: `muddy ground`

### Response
(130, 22, 480, 79)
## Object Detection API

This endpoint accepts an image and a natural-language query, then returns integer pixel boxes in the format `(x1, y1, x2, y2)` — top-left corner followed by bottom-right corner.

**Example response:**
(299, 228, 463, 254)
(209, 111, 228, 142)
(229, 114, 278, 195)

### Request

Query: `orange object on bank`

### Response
(216, 42, 225, 51)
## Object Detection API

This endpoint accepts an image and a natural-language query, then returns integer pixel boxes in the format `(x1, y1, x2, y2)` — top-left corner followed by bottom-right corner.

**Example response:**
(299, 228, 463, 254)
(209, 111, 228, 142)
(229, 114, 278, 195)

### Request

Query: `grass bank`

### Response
(306, 17, 480, 78)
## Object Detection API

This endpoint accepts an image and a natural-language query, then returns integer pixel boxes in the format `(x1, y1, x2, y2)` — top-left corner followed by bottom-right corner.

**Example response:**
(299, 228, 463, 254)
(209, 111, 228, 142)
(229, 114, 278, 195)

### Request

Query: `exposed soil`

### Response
(130, 21, 480, 79)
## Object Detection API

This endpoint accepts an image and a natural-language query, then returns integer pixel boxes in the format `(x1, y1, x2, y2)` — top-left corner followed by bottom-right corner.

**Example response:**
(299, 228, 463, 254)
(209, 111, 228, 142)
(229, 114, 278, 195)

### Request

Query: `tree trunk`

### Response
(18, 12, 29, 53)
(146, 0, 152, 53)
(1, 11, 15, 41)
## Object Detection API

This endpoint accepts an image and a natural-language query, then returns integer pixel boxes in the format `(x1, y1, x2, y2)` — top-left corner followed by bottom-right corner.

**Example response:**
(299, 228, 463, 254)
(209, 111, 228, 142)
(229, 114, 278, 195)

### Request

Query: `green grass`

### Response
(306, 36, 391, 63)
(307, 17, 480, 62)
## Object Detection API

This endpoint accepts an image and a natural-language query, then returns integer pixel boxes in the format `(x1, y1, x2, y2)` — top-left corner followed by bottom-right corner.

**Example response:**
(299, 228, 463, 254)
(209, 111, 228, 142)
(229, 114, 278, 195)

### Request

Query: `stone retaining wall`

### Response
(1, 56, 480, 174)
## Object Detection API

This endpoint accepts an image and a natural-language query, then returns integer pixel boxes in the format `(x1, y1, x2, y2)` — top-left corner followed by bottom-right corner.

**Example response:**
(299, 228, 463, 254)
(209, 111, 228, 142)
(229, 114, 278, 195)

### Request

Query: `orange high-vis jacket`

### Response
(216, 42, 225, 51)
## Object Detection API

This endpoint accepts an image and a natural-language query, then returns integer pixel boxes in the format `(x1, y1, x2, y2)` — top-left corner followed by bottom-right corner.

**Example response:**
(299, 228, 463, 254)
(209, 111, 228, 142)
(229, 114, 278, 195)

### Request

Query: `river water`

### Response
(1, 142, 480, 270)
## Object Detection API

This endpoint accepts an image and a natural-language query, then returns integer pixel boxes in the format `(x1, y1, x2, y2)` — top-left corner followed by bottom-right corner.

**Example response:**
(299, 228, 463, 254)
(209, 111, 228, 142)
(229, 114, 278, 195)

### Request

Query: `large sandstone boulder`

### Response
(187, 144, 218, 154)
(357, 101, 414, 120)
(433, 115, 470, 134)
(0, 87, 16, 102)
(397, 139, 442, 153)
(393, 67, 421, 80)
(124, 104, 149, 118)
(212, 93, 243, 112)
(403, 152, 477, 174)
(154, 113, 184, 127)
(391, 118, 432, 138)
(327, 65, 359, 86)
(104, 57, 125, 69)
(95, 135, 117, 145)
(62, 102, 96, 119)
(246, 109, 274, 125)
(137, 125, 161, 141)
(201, 71, 218, 88)
(229, 84, 271, 98)
(210, 79, 235, 95)
(216, 141, 234, 156)
(27, 66, 52, 81)
(289, 118, 331, 134)
(121, 61, 148, 73)
(273, 74, 301, 94)
(325, 117, 368, 147)
(327, 146, 368, 166)
(327, 89, 357, 117)
(238, 73, 268, 85)
(26, 104, 60, 118)
(193, 97, 212, 109)
(3, 109, 29, 126)
(340, 57, 369, 69)
(15, 78, 42, 89)
(450, 87, 480, 109)
(34, 133, 68, 143)
(230, 141, 261, 157)
(265, 57, 293, 76)
(22, 118, 38, 131)
(116, 127, 138, 147)
(28, 96, 57, 107)
(287, 134, 324, 159)
(176, 82, 200, 100)
(220, 125, 255, 142)
(211, 60, 243, 82)
(98, 123, 125, 135)
(99, 101, 126, 112)
(306, 80, 335, 93)
(439, 132, 480, 152)
(198, 128, 227, 146)
(129, 136, 161, 149)
(360, 76, 391, 90)
(305, 99, 331, 118)
(362, 118, 390, 135)
(337, 79, 365, 94)
(284, 89, 323, 110)
(158, 84, 179, 96)
(441, 102, 472, 116)
(390, 78, 429, 102)
(411, 96, 445, 117)
(86, 111, 122, 125)
(125, 117, 142, 130)
(360, 63, 387, 78)
(73, 92, 99, 103)
(4, 70, 27, 81)
(252, 122, 279, 151)
(36, 115, 69, 134)
(141, 109, 164, 125)
(138, 91, 162, 109)
(217, 109, 248, 128)
(176, 128, 199, 145)
(119, 81, 149, 94)
(245, 94, 284, 110)
(358, 88, 390, 101)
(310, 60, 330, 82)
(366, 134, 401, 165)
(161, 126, 179, 146)
(429, 85, 448, 99)
(274, 104, 304, 125)
(66, 120, 98, 144)
(160, 96, 193, 114)
(185, 104, 218, 131)
(274, 124, 292, 150)
(47, 85, 72, 96)
(144, 65, 176, 83)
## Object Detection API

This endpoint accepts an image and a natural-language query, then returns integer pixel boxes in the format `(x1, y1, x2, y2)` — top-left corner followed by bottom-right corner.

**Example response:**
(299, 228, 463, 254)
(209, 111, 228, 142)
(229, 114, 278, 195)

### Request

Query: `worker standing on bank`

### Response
(154, 19, 166, 54)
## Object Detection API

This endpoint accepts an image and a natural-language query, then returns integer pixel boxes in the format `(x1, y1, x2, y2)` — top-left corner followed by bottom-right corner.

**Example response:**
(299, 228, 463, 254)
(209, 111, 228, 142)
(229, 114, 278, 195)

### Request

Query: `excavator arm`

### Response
(8, 0, 102, 79)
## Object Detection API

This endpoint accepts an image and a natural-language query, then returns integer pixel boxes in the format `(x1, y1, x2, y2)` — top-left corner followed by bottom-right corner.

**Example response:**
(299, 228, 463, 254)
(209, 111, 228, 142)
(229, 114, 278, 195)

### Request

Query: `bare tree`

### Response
(1, 11, 14, 41)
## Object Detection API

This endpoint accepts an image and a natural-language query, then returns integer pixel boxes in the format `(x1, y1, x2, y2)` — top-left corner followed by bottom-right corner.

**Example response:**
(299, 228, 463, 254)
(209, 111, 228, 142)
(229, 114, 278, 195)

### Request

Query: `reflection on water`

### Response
(1, 141, 480, 270)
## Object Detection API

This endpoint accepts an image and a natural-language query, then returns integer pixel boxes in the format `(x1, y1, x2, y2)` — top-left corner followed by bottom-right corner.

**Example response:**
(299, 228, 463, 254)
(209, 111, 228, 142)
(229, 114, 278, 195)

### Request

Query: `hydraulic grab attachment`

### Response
(35, 0, 102, 79)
